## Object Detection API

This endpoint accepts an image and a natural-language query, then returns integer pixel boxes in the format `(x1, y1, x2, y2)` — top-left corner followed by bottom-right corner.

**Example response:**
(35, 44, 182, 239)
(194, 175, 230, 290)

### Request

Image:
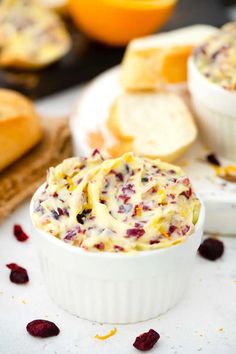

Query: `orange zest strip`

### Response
(95, 327, 117, 340)
(160, 227, 172, 240)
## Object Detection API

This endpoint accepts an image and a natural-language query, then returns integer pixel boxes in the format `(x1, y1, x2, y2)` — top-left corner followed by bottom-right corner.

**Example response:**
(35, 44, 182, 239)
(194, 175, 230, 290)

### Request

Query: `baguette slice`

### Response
(120, 25, 218, 90)
(107, 92, 197, 162)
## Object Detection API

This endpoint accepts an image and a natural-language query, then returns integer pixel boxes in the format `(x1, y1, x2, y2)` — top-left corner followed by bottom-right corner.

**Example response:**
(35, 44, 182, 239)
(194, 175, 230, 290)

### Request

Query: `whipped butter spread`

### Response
(194, 22, 236, 91)
(32, 151, 200, 252)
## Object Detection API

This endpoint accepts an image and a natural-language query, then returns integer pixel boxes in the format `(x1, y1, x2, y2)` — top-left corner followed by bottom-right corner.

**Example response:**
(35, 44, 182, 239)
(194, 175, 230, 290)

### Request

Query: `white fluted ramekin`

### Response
(30, 185, 205, 324)
(188, 57, 236, 161)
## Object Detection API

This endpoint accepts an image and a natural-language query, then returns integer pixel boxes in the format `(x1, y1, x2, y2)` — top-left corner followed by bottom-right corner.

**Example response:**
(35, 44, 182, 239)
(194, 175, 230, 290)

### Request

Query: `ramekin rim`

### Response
(188, 56, 236, 99)
(29, 183, 205, 259)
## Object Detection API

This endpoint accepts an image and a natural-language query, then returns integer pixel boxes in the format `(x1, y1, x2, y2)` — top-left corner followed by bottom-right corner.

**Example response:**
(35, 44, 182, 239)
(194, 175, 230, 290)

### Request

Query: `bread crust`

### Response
(0, 89, 43, 171)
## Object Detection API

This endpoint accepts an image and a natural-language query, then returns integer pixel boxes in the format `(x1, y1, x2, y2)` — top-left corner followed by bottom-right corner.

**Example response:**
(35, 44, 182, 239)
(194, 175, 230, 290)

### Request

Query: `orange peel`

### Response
(95, 327, 117, 340)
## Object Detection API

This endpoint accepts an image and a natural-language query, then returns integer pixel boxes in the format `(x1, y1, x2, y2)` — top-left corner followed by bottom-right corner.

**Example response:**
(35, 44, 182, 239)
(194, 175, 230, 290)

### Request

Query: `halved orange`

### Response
(68, 0, 177, 46)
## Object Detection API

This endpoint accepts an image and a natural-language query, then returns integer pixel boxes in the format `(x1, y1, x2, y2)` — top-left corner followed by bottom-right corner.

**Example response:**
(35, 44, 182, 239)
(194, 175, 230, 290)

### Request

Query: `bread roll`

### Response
(0, 89, 43, 171)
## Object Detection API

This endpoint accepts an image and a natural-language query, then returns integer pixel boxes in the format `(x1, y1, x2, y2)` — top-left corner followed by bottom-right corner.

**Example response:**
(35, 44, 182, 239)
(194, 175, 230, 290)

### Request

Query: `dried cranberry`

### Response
(94, 242, 105, 250)
(125, 164, 130, 173)
(92, 148, 100, 157)
(26, 319, 60, 338)
(198, 238, 224, 261)
(142, 204, 151, 211)
(180, 188, 192, 199)
(119, 195, 130, 204)
(52, 208, 64, 220)
(149, 238, 160, 245)
(77, 209, 91, 224)
(133, 329, 160, 351)
(169, 225, 177, 234)
(126, 228, 145, 238)
(182, 225, 190, 235)
(206, 153, 221, 166)
(6, 263, 29, 284)
(141, 177, 149, 183)
(13, 224, 29, 242)
(151, 187, 157, 194)
(114, 245, 124, 252)
(111, 170, 124, 182)
(122, 183, 135, 194)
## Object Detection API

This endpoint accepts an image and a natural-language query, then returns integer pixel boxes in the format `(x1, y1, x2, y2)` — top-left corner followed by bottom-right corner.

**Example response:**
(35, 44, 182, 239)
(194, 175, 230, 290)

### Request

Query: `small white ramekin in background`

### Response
(30, 186, 205, 324)
(188, 57, 236, 161)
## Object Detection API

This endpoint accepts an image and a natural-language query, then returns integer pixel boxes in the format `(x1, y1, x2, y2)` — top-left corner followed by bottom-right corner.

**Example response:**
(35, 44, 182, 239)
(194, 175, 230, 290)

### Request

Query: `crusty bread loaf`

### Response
(0, 117, 72, 223)
(120, 25, 218, 90)
(107, 92, 197, 162)
(0, 89, 43, 172)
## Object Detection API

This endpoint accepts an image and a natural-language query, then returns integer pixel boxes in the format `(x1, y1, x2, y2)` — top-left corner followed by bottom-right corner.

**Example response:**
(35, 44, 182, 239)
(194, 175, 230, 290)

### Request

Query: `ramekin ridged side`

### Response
(30, 186, 205, 324)
(188, 57, 236, 161)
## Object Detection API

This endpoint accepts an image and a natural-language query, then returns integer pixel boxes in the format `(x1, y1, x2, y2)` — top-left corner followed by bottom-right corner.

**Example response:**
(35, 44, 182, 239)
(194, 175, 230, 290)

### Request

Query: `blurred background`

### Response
(0, 0, 235, 99)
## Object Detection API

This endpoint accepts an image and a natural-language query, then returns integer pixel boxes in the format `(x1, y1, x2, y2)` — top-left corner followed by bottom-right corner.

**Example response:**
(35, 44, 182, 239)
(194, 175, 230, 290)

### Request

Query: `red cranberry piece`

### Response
(169, 225, 177, 234)
(111, 170, 124, 182)
(133, 329, 160, 351)
(182, 225, 190, 235)
(13, 224, 29, 242)
(142, 204, 151, 211)
(114, 245, 124, 252)
(206, 153, 221, 166)
(198, 238, 224, 261)
(6, 263, 29, 284)
(180, 188, 192, 199)
(126, 228, 145, 238)
(149, 238, 160, 245)
(26, 319, 60, 338)
(94, 242, 105, 250)
(119, 195, 131, 204)
(77, 209, 91, 224)
(122, 183, 135, 194)
(92, 148, 100, 157)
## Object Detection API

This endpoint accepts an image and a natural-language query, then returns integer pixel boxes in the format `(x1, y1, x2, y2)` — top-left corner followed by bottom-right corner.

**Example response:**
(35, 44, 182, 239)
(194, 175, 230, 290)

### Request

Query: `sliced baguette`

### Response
(120, 25, 218, 90)
(107, 92, 197, 162)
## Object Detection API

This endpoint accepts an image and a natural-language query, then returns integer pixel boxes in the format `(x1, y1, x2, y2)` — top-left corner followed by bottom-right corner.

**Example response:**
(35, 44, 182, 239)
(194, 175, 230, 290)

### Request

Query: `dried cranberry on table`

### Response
(26, 319, 60, 338)
(198, 238, 224, 261)
(13, 224, 29, 242)
(133, 329, 160, 351)
(206, 153, 221, 167)
(6, 263, 29, 284)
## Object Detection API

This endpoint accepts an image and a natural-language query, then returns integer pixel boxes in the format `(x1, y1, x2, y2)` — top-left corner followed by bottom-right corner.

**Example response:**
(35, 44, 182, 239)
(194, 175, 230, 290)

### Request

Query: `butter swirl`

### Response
(32, 151, 200, 252)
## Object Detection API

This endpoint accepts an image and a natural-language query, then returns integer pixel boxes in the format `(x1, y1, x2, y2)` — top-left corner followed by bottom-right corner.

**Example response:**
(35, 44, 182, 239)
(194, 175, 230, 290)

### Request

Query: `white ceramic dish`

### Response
(188, 57, 236, 161)
(30, 184, 205, 324)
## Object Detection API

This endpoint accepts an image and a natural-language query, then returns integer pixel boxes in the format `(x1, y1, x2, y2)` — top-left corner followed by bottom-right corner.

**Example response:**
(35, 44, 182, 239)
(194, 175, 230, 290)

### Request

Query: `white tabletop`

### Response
(1, 88, 236, 354)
